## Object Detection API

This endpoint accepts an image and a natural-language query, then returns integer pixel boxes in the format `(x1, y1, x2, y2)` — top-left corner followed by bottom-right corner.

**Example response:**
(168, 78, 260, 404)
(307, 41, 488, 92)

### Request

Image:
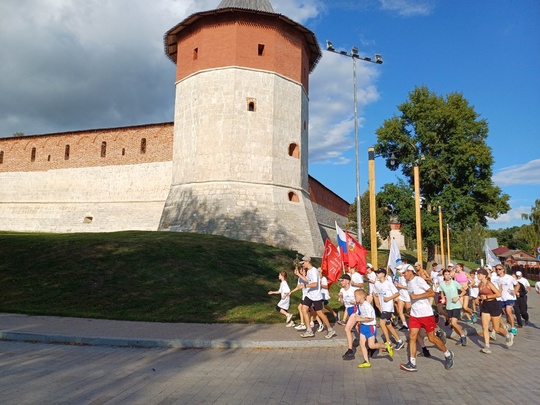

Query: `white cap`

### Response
(399, 264, 415, 274)
(447, 262, 455, 267)
(516, 271, 522, 277)
(367, 263, 373, 269)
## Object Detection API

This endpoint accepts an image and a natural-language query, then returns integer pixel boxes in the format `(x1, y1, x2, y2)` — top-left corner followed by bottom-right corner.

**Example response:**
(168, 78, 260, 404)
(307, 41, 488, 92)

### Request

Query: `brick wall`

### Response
(0, 122, 174, 173)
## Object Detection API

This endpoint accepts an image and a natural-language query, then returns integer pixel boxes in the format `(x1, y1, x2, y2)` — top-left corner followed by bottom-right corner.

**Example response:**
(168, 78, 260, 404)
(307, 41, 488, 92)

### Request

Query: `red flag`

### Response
(345, 232, 368, 275)
(321, 238, 342, 284)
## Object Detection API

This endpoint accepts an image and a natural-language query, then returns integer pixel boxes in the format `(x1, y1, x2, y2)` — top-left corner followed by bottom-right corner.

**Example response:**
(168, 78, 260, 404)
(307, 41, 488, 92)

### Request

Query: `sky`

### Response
(1, 0, 539, 230)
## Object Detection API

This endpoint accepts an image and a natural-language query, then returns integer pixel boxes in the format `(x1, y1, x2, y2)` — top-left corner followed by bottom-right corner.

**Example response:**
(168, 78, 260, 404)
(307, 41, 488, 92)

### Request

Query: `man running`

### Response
(399, 264, 454, 372)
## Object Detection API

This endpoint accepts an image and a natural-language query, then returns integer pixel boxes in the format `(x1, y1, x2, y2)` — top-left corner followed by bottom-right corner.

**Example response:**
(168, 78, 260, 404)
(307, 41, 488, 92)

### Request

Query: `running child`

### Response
(268, 271, 294, 326)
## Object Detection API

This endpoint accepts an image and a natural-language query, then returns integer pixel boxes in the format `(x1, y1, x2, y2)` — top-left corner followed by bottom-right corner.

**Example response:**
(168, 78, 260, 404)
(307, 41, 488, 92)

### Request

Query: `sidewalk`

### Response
(0, 313, 348, 349)
(1, 291, 538, 350)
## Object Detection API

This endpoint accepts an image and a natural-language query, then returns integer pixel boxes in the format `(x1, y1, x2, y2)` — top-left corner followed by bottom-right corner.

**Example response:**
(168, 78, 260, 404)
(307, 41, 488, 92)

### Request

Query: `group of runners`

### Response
(268, 255, 535, 372)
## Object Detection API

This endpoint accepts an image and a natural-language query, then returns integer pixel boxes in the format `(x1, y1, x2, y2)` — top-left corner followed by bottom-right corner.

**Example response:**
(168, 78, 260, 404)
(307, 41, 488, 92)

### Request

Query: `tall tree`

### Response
(346, 190, 389, 250)
(518, 199, 540, 253)
(374, 86, 510, 259)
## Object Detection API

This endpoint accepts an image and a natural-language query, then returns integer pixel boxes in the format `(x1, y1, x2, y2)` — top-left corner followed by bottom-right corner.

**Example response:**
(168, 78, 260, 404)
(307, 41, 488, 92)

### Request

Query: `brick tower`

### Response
(160, 0, 324, 256)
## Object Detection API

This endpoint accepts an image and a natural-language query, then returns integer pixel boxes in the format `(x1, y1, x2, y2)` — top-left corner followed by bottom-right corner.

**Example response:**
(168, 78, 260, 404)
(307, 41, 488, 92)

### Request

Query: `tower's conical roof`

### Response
(217, 0, 275, 13)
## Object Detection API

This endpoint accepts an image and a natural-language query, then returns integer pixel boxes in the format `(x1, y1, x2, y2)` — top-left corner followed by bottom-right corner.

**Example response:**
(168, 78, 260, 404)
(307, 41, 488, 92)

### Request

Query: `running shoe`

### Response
(400, 362, 417, 372)
(481, 346, 492, 354)
(510, 327, 517, 335)
(285, 320, 296, 327)
(342, 349, 355, 361)
(358, 361, 371, 369)
(394, 341, 405, 351)
(300, 330, 314, 338)
(325, 329, 336, 339)
(317, 323, 325, 333)
(506, 333, 514, 347)
(385, 341, 394, 358)
(286, 313, 293, 323)
(422, 347, 431, 358)
(471, 313, 477, 323)
(399, 325, 409, 331)
(466, 320, 473, 325)
(461, 336, 467, 346)
(489, 330, 496, 341)
(444, 350, 454, 370)
(336, 320, 346, 326)
(294, 323, 307, 331)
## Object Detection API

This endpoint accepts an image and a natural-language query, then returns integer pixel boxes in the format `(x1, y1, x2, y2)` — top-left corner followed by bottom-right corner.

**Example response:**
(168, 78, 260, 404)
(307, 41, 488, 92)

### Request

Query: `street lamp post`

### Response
(438, 206, 445, 267)
(326, 41, 383, 244)
(413, 164, 423, 267)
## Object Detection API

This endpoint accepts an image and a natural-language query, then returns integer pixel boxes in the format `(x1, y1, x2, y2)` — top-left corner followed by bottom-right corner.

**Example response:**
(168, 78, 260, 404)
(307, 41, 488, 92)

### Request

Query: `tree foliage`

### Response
(452, 223, 488, 263)
(346, 190, 389, 250)
(517, 199, 540, 253)
(374, 86, 510, 257)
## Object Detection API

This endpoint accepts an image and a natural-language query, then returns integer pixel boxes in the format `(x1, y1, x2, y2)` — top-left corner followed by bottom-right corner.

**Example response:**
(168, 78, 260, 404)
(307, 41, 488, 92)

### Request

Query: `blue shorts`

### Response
(501, 300, 515, 307)
(347, 306, 356, 316)
(360, 324, 377, 339)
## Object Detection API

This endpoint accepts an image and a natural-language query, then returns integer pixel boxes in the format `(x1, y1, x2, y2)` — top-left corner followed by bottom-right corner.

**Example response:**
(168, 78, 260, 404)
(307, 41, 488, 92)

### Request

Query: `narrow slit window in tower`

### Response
(193, 48, 198, 60)
(122, 148, 126, 156)
(31, 147, 36, 162)
(64, 145, 70, 160)
(258, 44, 265, 56)
(140, 138, 147, 154)
(101, 142, 107, 158)
(288, 192, 299, 202)
(288, 143, 300, 158)
(0, 151, 4, 164)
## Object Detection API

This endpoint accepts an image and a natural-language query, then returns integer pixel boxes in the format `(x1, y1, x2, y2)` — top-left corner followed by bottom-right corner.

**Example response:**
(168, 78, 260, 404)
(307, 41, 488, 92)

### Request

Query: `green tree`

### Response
(517, 199, 540, 253)
(12, 132, 25, 137)
(346, 190, 389, 250)
(452, 223, 488, 263)
(489, 226, 530, 251)
(374, 86, 510, 259)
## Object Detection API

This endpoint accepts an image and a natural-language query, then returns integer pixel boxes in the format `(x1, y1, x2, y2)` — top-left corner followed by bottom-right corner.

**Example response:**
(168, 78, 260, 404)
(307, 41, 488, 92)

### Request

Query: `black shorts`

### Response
(446, 308, 461, 319)
(302, 297, 323, 311)
(480, 300, 503, 317)
(380, 311, 393, 322)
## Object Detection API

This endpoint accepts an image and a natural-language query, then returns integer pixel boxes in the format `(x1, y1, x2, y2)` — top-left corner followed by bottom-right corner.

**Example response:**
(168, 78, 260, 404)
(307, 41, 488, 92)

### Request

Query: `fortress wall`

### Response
(0, 162, 172, 232)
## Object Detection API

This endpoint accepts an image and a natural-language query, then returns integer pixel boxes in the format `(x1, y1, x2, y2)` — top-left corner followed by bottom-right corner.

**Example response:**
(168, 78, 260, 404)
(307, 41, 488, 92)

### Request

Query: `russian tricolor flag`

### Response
(335, 222, 349, 266)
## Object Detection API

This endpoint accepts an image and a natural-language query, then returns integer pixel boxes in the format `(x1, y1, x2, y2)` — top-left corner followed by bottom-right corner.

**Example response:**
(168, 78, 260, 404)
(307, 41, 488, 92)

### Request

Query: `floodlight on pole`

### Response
(325, 40, 383, 244)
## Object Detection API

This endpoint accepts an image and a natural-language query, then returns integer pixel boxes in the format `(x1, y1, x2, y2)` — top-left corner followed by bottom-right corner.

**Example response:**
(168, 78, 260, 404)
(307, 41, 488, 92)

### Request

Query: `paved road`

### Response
(1, 292, 539, 404)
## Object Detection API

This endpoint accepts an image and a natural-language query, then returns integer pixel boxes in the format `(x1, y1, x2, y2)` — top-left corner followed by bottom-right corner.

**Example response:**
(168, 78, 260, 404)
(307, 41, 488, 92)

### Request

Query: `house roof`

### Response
(217, 0, 275, 13)
(492, 246, 510, 255)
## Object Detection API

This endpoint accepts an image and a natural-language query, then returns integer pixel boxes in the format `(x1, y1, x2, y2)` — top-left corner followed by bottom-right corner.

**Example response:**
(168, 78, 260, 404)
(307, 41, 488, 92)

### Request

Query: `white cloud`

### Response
(493, 159, 540, 186)
(487, 205, 530, 226)
(308, 51, 382, 163)
(378, 0, 435, 17)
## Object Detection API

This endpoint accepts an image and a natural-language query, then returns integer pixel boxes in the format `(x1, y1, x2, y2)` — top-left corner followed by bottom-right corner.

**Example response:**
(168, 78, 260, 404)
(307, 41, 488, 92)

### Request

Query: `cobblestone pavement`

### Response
(1, 293, 539, 404)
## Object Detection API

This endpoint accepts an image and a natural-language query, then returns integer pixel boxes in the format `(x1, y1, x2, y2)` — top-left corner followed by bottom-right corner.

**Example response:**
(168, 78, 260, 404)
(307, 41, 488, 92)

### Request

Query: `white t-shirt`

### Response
(490, 273, 502, 301)
(406, 276, 434, 318)
(397, 274, 411, 302)
(306, 267, 323, 301)
(535, 281, 540, 294)
(340, 286, 359, 308)
(430, 270, 440, 292)
(499, 274, 517, 301)
(351, 272, 364, 288)
(321, 276, 331, 300)
(374, 278, 398, 313)
(469, 274, 479, 298)
(277, 280, 291, 310)
(359, 301, 377, 326)
(517, 277, 531, 290)
(367, 271, 377, 295)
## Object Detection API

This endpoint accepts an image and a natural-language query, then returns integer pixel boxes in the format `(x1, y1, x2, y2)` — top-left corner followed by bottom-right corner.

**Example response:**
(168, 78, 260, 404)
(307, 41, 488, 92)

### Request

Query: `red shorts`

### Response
(408, 315, 437, 333)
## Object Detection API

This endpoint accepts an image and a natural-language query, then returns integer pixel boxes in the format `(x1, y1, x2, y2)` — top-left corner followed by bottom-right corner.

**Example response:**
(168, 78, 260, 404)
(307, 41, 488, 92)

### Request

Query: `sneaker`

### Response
(422, 347, 431, 358)
(400, 362, 417, 372)
(286, 313, 293, 323)
(285, 320, 295, 327)
(489, 330, 496, 341)
(510, 327, 517, 335)
(399, 325, 409, 331)
(394, 341, 405, 351)
(461, 336, 467, 346)
(300, 330, 315, 338)
(358, 361, 371, 369)
(317, 323, 325, 333)
(294, 323, 307, 331)
(342, 349, 355, 361)
(444, 351, 454, 370)
(336, 320, 346, 326)
(506, 333, 514, 347)
(481, 346, 492, 354)
(471, 313, 477, 323)
(325, 329, 336, 339)
(466, 320, 473, 325)
(385, 341, 394, 358)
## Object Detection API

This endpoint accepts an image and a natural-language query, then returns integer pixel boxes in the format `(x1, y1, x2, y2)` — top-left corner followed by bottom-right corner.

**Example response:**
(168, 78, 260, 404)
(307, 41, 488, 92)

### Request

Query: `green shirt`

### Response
(439, 280, 463, 310)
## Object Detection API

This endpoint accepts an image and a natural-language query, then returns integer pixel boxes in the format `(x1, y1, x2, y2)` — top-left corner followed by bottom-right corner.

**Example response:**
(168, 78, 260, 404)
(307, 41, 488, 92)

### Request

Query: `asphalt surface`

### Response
(1, 292, 539, 404)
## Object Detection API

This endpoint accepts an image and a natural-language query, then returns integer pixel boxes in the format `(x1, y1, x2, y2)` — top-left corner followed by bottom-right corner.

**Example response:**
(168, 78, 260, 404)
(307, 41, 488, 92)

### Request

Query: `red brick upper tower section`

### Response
(164, 1, 321, 93)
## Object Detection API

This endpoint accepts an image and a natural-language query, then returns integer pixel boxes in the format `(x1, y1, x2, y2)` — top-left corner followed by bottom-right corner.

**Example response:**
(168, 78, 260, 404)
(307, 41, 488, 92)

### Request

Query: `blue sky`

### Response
(1, 0, 538, 229)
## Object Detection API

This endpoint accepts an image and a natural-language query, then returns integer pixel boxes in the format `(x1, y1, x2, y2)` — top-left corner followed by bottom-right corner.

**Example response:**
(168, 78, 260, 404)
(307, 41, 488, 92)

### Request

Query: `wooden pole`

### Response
(368, 148, 378, 269)
(414, 165, 423, 266)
